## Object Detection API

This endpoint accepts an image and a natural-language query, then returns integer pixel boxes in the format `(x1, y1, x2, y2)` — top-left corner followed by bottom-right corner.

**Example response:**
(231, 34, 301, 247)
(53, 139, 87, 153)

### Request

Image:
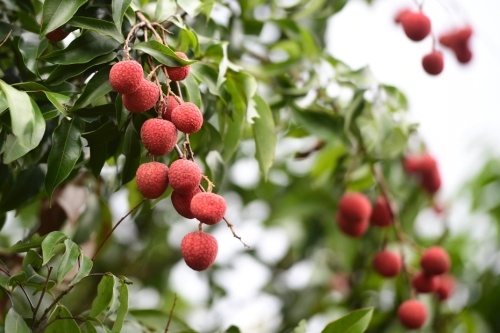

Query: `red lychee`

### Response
(171, 188, 202, 219)
(412, 271, 438, 293)
(122, 79, 159, 113)
(421, 168, 441, 194)
(372, 250, 402, 278)
(166, 52, 191, 81)
(190, 192, 227, 225)
(422, 51, 444, 75)
(136, 162, 169, 199)
(109, 60, 144, 94)
(401, 11, 431, 42)
(403, 153, 441, 194)
(140, 118, 178, 156)
(421, 246, 451, 276)
(168, 159, 202, 193)
(338, 192, 372, 223)
(439, 26, 473, 64)
(397, 300, 427, 329)
(336, 212, 369, 238)
(46, 27, 70, 43)
(181, 231, 218, 271)
(171, 102, 203, 134)
(394, 8, 411, 24)
(370, 196, 393, 227)
(161, 95, 180, 121)
(435, 274, 455, 301)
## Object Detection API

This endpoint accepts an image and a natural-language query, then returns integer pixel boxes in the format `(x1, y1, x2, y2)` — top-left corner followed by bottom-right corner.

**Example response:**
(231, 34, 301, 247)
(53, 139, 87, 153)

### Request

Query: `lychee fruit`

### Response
(338, 192, 372, 223)
(421, 168, 441, 194)
(397, 299, 427, 329)
(191, 192, 227, 225)
(136, 162, 169, 199)
(161, 95, 180, 121)
(46, 27, 70, 43)
(394, 8, 411, 24)
(420, 246, 451, 276)
(439, 26, 473, 64)
(171, 102, 203, 134)
(370, 196, 393, 227)
(168, 159, 202, 193)
(109, 60, 144, 94)
(336, 212, 369, 238)
(401, 11, 431, 42)
(181, 231, 218, 271)
(122, 79, 160, 113)
(372, 250, 402, 278)
(403, 153, 441, 194)
(422, 51, 444, 75)
(171, 187, 202, 219)
(140, 118, 178, 156)
(412, 271, 438, 293)
(435, 274, 455, 301)
(166, 52, 191, 81)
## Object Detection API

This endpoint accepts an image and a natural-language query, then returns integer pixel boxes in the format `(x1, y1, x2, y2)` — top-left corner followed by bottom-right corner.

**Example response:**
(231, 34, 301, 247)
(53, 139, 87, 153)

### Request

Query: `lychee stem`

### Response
(176, 81, 184, 102)
(123, 22, 146, 60)
(163, 293, 177, 333)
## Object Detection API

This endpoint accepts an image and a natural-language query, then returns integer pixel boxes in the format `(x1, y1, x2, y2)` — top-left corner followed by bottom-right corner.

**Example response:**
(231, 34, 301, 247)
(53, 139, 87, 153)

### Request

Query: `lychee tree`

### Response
(0, 0, 494, 332)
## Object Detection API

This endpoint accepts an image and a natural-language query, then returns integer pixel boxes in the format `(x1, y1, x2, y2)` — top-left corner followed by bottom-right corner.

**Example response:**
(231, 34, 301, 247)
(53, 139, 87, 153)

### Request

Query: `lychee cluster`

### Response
(403, 152, 441, 194)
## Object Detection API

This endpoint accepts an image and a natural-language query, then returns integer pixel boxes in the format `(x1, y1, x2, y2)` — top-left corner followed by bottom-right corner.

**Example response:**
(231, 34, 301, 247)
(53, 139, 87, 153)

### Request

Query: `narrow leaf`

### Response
(68, 17, 124, 43)
(133, 41, 197, 66)
(183, 73, 202, 107)
(321, 308, 374, 333)
(40, 0, 87, 36)
(42, 231, 68, 265)
(111, 280, 129, 332)
(90, 274, 115, 318)
(112, 0, 133, 30)
(6, 234, 46, 254)
(120, 122, 141, 185)
(251, 95, 275, 180)
(57, 238, 81, 283)
(71, 66, 112, 110)
(69, 255, 93, 286)
(5, 308, 30, 333)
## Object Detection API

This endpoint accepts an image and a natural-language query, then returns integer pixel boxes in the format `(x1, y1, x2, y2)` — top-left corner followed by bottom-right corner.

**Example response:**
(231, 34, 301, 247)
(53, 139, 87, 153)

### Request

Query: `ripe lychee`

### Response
(191, 192, 227, 225)
(136, 162, 169, 199)
(166, 52, 191, 81)
(370, 196, 393, 227)
(401, 11, 431, 42)
(168, 159, 202, 193)
(122, 79, 160, 113)
(46, 27, 70, 43)
(435, 274, 455, 301)
(140, 118, 178, 156)
(336, 212, 369, 238)
(422, 51, 444, 75)
(171, 188, 202, 219)
(397, 299, 427, 329)
(181, 231, 218, 271)
(161, 95, 180, 121)
(171, 102, 203, 134)
(421, 168, 441, 194)
(372, 250, 402, 278)
(412, 271, 438, 293)
(403, 153, 441, 194)
(338, 192, 372, 223)
(420, 246, 451, 276)
(439, 26, 473, 64)
(394, 8, 411, 24)
(109, 60, 144, 94)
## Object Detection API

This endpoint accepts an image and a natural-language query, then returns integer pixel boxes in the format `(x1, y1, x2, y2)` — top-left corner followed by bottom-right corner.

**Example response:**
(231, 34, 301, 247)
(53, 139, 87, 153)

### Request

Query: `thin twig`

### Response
(164, 294, 178, 333)
(35, 285, 75, 329)
(32, 267, 53, 327)
(0, 29, 12, 48)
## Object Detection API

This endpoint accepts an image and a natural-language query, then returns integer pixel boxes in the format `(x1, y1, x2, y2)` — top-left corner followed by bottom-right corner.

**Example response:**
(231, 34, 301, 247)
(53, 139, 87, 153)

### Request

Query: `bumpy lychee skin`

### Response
(401, 11, 431, 42)
(338, 192, 372, 223)
(181, 231, 218, 271)
(171, 102, 203, 134)
(109, 60, 144, 94)
(412, 272, 438, 293)
(421, 246, 451, 276)
(171, 188, 202, 219)
(370, 196, 393, 227)
(46, 27, 70, 43)
(372, 250, 402, 278)
(398, 300, 427, 329)
(140, 118, 178, 156)
(191, 192, 227, 225)
(168, 159, 202, 193)
(161, 95, 180, 121)
(136, 162, 169, 199)
(422, 51, 444, 75)
(122, 79, 160, 113)
(166, 52, 191, 81)
(336, 213, 369, 238)
(435, 274, 455, 301)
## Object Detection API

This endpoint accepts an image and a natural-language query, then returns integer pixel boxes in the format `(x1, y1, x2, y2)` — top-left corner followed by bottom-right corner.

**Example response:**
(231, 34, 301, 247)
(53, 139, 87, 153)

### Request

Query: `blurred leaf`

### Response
(57, 238, 81, 283)
(293, 320, 307, 333)
(80, 321, 98, 333)
(89, 143, 109, 178)
(69, 17, 124, 43)
(42, 231, 68, 265)
(112, 0, 133, 30)
(6, 234, 46, 253)
(252, 95, 276, 179)
(72, 66, 112, 110)
(46, 305, 81, 333)
(69, 255, 93, 286)
(177, 0, 202, 17)
(155, 0, 177, 22)
(40, 0, 87, 36)
(225, 326, 241, 333)
(111, 280, 129, 332)
(121, 121, 141, 185)
(321, 308, 373, 333)
(5, 308, 30, 333)
(0, 166, 44, 212)
(183, 73, 202, 107)
(90, 274, 115, 317)
(133, 41, 197, 66)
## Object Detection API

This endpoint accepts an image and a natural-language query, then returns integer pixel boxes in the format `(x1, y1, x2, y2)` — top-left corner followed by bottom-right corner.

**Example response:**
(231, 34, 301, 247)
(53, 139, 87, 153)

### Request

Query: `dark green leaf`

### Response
(71, 66, 112, 110)
(72, 103, 117, 120)
(45, 118, 83, 201)
(321, 308, 373, 333)
(6, 234, 46, 254)
(225, 325, 241, 333)
(111, 280, 129, 332)
(112, 0, 133, 30)
(0, 166, 44, 212)
(89, 143, 109, 178)
(133, 41, 197, 66)
(5, 308, 30, 333)
(252, 95, 275, 180)
(18, 32, 48, 77)
(90, 274, 115, 317)
(42, 231, 68, 265)
(40, 0, 87, 36)
(68, 17, 124, 43)
(82, 120, 119, 146)
(57, 238, 81, 283)
(45, 305, 81, 333)
(120, 121, 141, 185)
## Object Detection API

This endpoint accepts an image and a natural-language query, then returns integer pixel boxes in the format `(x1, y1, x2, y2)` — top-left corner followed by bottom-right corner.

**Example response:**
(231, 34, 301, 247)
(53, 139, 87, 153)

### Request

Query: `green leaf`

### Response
(133, 41, 197, 66)
(0, 166, 44, 212)
(68, 17, 124, 43)
(42, 231, 68, 265)
(183, 73, 202, 107)
(177, 0, 202, 17)
(40, 0, 87, 36)
(71, 66, 112, 110)
(90, 274, 115, 318)
(82, 120, 119, 146)
(112, 0, 133, 30)
(80, 321, 98, 333)
(120, 121, 141, 185)
(45, 305, 81, 333)
(42, 31, 120, 65)
(251, 95, 275, 180)
(225, 326, 241, 333)
(44, 118, 83, 201)
(155, 0, 177, 22)
(221, 78, 245, 161)
(321, 308, 374, 333)
(18, 32, 48, 77)
(6, 234, 46, 253)
(44, 91, 69, 116)
(111, 280, 129, 332)
(89, 143, 109, 178)
(57, 238, 81, 284)
(69, 255, 93, 286)
(293, 320, 307, 333)
(5, 308, 30, 333)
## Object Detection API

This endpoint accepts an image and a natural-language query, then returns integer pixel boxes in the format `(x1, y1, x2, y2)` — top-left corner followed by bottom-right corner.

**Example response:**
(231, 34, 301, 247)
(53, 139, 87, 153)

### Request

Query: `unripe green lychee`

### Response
(171, 102, 203, 134)
(109, 60, 144, 94)
(171, 188, 202, 219)
(166, 52, 190, 81)
(412, 271, 438, 293)
(372, 250, 401, 278)
(336, 212, 369, 238)
(338, 192, 372, 223)
(140, 118, 178, 156)
(420, 246, 451, 276)
(190, 192, 227, 225)
(136, 162, 169, 199)
(397, 300, 427, 329)
(181, 231, 218, 271)
(161, 95, 180, 121)
(401, 11, 431, 42)
(168, 159, 202, 193)
(370, 196, 393, 227)
(122, 79, 159, 113)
